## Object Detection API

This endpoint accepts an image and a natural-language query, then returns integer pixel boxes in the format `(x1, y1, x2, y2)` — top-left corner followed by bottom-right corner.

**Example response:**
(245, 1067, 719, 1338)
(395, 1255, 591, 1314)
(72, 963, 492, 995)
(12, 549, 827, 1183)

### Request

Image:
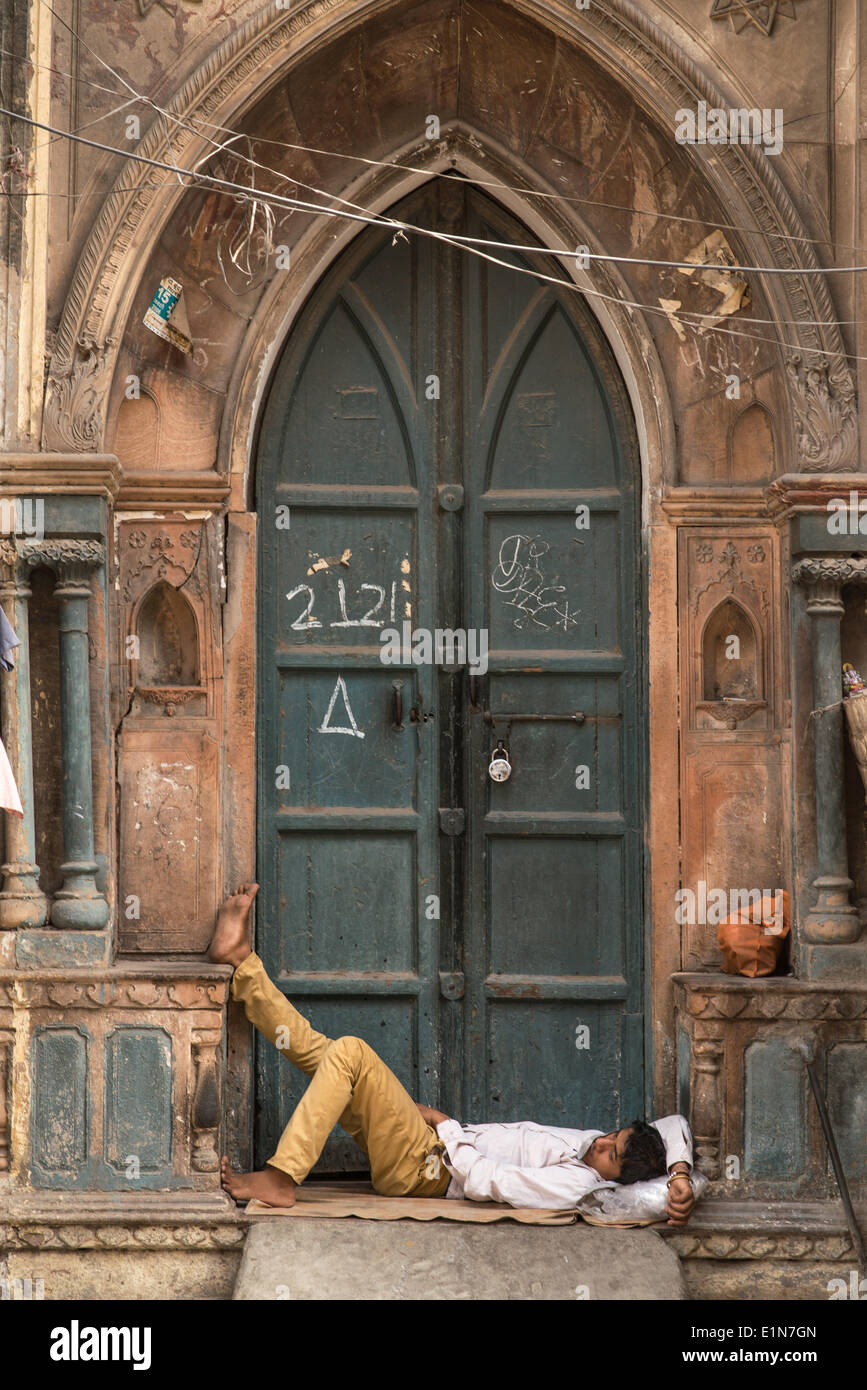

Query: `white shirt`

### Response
(434, 1114, 693, 1210)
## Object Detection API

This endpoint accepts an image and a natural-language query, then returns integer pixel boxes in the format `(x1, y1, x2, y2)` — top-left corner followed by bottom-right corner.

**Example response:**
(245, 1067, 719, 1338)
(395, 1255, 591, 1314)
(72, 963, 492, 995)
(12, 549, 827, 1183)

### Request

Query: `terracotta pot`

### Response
(717, 891, 790, 978)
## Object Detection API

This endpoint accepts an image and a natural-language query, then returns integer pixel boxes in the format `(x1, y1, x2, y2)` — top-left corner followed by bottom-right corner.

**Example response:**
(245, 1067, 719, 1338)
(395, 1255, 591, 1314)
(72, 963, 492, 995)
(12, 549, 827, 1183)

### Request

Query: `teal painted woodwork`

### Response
(826, 1043, 867, 1180)
(31, 1025, 90, 1183)
(677, 1025, 691, 1121)
(255, 183, 646, 1169)
(30, 1024, 191, 1191)
(104, 1028, 172, 1175)
(744, 1039, 806, 1179)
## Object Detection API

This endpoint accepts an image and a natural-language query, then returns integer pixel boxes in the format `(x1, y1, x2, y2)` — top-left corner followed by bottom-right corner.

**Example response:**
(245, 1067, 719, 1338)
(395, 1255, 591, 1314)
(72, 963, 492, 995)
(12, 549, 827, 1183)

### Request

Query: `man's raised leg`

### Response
(211, 884, 372, 1204)
(211, 883, 301, 1204)
(210, 884, 448, 1205)
(212, 885, 332, 1074)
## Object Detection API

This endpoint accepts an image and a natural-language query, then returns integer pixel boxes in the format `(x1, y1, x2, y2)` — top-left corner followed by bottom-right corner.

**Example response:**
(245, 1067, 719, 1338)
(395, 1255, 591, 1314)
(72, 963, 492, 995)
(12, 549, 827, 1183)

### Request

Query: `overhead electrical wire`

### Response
(8, 17, 867, 263)
(10, 1, 867, 337)
(5, 105, 866, 366)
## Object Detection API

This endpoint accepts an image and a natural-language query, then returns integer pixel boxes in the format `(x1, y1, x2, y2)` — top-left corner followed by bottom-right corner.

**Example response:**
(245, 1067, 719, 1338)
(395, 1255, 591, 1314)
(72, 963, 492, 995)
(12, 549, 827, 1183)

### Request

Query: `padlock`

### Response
(488, 741, 512, 782)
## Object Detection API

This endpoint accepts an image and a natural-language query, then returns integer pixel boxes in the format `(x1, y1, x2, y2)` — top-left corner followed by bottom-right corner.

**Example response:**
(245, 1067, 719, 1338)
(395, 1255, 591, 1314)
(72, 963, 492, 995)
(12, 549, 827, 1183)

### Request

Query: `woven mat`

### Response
(244, 1179, 578, 1225)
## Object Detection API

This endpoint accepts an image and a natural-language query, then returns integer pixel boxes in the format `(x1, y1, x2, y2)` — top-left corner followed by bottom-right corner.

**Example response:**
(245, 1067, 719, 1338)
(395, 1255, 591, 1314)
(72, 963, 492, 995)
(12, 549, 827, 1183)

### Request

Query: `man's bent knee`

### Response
(327, 1035, 370, 1062)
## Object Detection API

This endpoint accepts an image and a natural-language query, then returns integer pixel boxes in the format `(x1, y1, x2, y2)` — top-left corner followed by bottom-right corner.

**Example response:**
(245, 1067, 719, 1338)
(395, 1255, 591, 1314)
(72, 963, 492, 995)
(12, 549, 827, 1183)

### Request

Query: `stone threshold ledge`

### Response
(0, 1193, 246, 1299)
(0, 1193, 858, 1260)
(659, 1199, 863, 1262)
(658, 1199, 866, 1300)
(0, 1191, 245, 1253)
(1, 1194, 861, 1300)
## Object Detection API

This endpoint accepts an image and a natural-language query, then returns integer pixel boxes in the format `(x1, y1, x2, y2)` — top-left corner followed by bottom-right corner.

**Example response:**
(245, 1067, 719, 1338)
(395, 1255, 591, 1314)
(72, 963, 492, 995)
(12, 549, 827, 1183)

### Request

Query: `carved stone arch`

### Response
(44, 0, 854, 465)
(224, 131, 675, 513)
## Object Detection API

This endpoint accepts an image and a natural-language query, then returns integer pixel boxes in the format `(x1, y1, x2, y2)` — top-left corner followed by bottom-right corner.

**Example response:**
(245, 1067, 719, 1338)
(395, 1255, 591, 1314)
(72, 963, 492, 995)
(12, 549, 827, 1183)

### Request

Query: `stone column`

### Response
(793, 557, 867, 942)
(0, 544, 48, 928)
(691, 1037, 724, 1180)
(19, 540, 110, 930)
(191, 1029, 221, 1172)
(51, 544, 109, 929)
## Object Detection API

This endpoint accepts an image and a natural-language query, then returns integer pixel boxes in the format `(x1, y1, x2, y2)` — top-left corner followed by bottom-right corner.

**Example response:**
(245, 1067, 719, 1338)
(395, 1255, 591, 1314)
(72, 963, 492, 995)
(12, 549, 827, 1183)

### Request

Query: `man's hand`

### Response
(665, 1172, 695, 1226)
(415, 1102, 450, 1127)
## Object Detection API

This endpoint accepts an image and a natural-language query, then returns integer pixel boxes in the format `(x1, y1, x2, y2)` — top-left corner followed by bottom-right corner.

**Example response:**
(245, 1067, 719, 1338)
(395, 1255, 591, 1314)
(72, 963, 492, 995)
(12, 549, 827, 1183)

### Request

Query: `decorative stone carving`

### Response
(786, 357, 858, 473)
(695, 700, 766, 730)
(47, 0, 853, 462)
(792, 556, 867, 594)
(123, 532, 196, 600)
(689, 541, 769, 619)
(43, 339, 116, 453)
(709, 1, 799, 38)
(116, 518, 222, 952)
(0, 1035, 11, 1171)
(679, 529, 782, 967)
(138, 584, 198, 679)
(686, 989, 867, 1021)
(665, 1230, 855, 1260)
(5, 976, 228, 1010)
(191, 1030, 221, 1172)
(692, 1039, 725, 1179)
(2, 538, 105, 572)
(135, 0, 203, 17)
(0, 1220, 245, 1250)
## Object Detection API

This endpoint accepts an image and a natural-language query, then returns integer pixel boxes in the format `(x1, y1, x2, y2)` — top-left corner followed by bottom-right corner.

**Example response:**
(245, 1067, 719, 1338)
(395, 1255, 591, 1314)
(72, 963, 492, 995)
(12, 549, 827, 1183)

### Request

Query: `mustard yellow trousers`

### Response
(232, 951, 452, 1197)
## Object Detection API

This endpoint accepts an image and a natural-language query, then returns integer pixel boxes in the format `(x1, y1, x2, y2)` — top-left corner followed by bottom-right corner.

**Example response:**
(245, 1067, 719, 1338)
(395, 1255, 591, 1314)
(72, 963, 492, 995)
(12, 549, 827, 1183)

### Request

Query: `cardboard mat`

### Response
(244, 1179, 578, 1225)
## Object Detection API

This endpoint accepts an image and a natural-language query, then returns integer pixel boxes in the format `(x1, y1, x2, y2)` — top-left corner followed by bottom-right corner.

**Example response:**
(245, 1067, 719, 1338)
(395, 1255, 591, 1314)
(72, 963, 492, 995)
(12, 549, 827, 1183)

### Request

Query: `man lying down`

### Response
(212, 885, 697, 1227)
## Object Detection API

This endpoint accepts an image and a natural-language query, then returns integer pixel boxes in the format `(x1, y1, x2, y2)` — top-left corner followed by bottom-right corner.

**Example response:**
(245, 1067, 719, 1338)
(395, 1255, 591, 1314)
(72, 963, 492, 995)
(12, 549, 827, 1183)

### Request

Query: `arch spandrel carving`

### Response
(45, 0, 855, 476)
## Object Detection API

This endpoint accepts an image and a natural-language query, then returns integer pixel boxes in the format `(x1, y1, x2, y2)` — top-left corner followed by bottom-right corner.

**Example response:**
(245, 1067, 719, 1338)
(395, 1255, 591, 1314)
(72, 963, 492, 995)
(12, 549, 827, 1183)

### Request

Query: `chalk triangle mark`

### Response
(318, 675, 365, 739)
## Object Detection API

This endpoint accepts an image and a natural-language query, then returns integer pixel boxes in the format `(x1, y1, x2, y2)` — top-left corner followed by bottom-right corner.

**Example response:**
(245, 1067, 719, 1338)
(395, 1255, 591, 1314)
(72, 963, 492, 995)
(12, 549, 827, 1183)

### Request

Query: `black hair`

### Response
(619, 1119, 667, 1185)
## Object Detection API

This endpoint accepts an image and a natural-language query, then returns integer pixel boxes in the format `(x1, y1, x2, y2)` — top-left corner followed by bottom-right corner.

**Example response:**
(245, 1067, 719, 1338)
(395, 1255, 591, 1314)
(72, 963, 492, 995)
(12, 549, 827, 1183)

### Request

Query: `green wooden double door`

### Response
(255, 183, 646, 1170)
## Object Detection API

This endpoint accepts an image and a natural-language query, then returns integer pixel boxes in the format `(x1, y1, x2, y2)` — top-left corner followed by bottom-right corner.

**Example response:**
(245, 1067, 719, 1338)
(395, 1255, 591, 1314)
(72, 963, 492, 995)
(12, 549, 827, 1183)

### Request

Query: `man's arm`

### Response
(651, 1115, 695, 1226)
(433, 1118, 600, 1210)
(415, 1104, 449, 1127)
(651, 1114, 693, 1170)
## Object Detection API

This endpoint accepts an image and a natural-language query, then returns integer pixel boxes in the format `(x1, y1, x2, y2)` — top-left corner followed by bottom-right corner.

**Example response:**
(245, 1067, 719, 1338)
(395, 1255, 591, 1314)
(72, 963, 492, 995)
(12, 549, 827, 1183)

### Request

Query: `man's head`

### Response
(584, 1119, 667, 1184)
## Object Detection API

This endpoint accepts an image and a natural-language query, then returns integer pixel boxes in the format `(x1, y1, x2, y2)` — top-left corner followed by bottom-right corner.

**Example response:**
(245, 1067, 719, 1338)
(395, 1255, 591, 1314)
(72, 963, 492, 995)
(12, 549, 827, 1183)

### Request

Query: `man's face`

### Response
(584, 1127, 633, 1181)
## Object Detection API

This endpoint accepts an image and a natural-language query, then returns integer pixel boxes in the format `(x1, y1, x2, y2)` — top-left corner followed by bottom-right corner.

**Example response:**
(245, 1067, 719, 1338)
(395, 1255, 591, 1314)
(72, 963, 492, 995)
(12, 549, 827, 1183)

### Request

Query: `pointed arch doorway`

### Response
(254, 179, 647, 1171)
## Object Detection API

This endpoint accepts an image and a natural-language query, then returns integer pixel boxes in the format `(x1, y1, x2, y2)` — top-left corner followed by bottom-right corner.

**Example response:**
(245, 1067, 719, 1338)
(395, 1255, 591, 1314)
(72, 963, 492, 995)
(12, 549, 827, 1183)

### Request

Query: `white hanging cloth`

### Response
(0, 734, 23, 816)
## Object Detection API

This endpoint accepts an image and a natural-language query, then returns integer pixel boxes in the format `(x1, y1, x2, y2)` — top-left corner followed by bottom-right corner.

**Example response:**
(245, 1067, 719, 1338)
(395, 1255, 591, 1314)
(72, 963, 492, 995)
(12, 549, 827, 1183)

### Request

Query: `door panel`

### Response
(256, 207, 438, 1169)
(463, 194, 644, 1128)
(255, 183, 645, 1170)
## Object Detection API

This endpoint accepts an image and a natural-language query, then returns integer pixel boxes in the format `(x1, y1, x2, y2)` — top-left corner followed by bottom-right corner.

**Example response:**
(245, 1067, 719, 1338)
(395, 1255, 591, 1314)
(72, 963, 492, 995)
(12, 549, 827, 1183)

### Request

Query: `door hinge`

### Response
(438, 807, 465, 836)
(439, 971, 465, 1000)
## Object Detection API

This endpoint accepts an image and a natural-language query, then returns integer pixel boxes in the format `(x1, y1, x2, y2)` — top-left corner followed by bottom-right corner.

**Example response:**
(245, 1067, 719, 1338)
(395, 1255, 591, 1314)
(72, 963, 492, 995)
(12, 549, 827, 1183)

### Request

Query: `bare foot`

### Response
(209, 883, 259, 967)
(221, 1156, 296, 1207)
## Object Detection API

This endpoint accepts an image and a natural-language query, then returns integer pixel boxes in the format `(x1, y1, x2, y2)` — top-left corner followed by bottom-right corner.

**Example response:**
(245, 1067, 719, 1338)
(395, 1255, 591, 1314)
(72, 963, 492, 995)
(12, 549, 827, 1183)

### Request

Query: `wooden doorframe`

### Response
(225, 146, 679, 1170)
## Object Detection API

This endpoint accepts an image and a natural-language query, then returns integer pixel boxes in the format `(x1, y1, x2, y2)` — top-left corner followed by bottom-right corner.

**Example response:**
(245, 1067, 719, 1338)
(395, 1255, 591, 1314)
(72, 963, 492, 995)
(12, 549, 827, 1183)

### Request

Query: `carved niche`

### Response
(728, 401, 776, 484)
(678, 531, 787, 970)
(701, 598, 763, 711)
(114, 389, 161, 474)
(115, 518, 223, 953)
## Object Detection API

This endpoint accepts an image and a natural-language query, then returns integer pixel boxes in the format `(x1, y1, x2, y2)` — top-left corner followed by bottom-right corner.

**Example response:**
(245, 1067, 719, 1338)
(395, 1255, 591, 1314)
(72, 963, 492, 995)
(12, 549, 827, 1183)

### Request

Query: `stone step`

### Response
(232, 1218, 685, 1301)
